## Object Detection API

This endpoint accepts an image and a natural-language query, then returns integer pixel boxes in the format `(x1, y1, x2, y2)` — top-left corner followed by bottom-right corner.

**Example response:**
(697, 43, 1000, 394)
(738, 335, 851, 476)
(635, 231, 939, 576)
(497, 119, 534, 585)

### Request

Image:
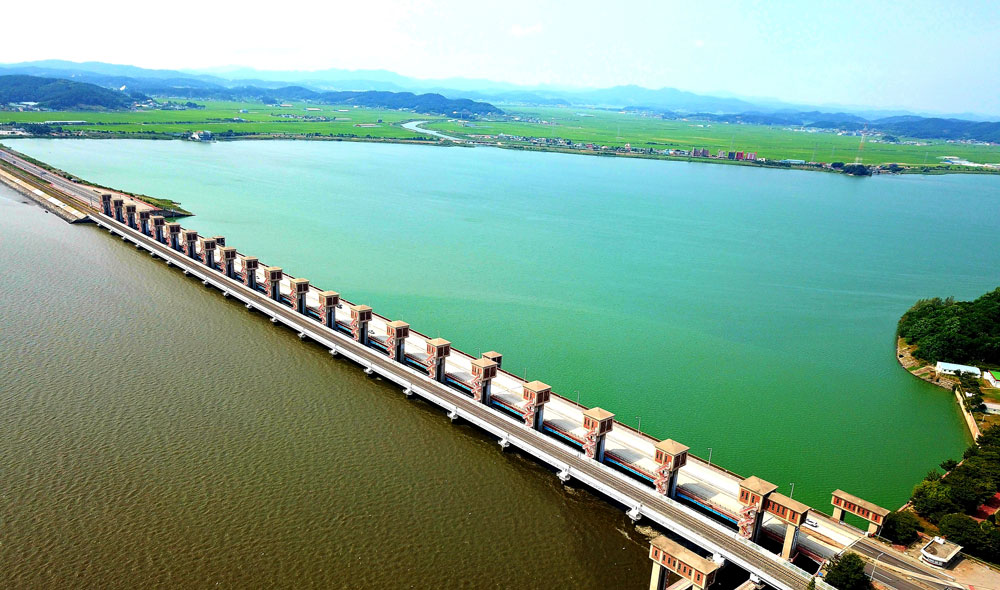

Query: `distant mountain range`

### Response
(0, 69, 500, 116)
(1, 61, 998, 142)
(652, 110, 1000, 143)
(0, 60, 866, 114)
(179, 64, 999, 121)
(128, 83, 501, 116)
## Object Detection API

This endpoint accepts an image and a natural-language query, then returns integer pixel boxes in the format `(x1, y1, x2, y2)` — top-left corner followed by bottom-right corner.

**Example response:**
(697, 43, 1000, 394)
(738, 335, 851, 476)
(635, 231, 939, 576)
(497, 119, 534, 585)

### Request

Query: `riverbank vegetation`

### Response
(904, 424, 1000, 563)
(897, 288, 1000, 366)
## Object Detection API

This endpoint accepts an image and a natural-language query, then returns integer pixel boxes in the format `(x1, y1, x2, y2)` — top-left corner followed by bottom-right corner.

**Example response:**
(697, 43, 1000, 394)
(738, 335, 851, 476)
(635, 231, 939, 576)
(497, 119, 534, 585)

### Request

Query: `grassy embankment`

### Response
(423, 106, 1000, 168)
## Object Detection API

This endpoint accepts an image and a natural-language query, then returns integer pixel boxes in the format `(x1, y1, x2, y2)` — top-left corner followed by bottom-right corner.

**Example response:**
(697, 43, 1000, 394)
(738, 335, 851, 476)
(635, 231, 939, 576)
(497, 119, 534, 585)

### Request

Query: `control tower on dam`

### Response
(88, 194, 892, 590)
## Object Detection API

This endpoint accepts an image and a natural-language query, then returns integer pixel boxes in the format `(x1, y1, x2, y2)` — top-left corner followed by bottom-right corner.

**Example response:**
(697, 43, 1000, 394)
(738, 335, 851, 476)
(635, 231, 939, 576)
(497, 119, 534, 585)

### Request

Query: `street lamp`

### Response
(707, 447, 713, 465)
(870, 551, 886, 581)
(575, 390, 580, 406)
(636, 415, 641, 434)
(789, 483, 795, 499)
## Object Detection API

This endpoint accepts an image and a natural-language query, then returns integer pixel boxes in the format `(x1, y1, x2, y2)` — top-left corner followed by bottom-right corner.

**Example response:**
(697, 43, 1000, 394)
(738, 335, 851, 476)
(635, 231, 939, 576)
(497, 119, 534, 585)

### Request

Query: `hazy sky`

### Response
(6, 0, 999, 115)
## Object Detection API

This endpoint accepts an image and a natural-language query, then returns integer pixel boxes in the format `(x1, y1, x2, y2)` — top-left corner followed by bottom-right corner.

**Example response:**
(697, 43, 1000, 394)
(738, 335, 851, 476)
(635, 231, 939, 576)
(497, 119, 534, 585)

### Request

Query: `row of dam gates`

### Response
(97, 191, 889, 590)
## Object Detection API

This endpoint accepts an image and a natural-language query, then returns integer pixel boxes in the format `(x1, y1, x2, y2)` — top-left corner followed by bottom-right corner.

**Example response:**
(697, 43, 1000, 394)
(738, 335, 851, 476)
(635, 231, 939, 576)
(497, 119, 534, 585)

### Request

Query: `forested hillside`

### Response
(897, 288, 1000, 364)
(0, 75, 131, 110)
(879, 118, 1000, 143)
(153, 85, 501, 116)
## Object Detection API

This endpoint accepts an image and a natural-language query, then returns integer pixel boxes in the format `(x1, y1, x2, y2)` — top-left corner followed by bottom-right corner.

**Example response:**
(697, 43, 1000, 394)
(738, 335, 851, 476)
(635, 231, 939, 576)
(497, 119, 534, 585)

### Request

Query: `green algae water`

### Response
(9, 138, 994, 503)
(3, 139, 997, 582)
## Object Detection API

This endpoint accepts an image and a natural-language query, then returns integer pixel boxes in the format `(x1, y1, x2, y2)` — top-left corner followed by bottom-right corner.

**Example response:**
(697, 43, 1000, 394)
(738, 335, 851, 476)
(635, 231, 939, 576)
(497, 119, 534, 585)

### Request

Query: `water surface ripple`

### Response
(1, 189, 648, 588)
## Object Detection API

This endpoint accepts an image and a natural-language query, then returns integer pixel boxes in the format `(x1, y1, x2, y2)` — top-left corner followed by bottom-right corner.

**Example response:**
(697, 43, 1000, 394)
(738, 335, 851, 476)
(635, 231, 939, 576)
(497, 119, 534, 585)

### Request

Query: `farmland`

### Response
(424, 106, 1000, 167)
(1, 101, 441, 140)
(3, 100, 1000, 169)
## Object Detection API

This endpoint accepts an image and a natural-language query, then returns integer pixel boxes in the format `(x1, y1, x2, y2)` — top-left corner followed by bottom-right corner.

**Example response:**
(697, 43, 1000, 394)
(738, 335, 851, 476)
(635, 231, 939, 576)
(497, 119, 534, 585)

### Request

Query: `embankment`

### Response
(897, 337, 980, 441)
(0, 162, 89, 223)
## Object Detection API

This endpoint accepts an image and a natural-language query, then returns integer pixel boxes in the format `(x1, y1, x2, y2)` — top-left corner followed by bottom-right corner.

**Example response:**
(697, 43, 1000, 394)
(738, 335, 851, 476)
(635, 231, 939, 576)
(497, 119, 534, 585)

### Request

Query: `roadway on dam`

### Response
(92, 209, 813, 590)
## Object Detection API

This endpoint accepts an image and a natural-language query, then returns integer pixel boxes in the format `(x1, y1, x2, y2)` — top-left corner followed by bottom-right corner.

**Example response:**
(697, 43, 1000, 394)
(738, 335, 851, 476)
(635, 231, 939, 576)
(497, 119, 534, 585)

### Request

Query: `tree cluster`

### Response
(908, 425, 1000, 562)
(880, 510, 922, 545)
(841, 163, 872, 176)
(15, 122, 58, 135)
(823, 553, 871, 590)
(897, 288, 1000, 365)
(956, 372, 986, 412)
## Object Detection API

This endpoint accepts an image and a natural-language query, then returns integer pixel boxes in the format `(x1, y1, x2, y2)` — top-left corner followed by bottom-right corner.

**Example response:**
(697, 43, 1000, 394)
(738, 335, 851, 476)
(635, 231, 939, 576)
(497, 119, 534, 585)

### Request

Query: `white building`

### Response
(934, 362, 981, 377)
(920, 536, 962, 568)
(985, 370, 1000, 388)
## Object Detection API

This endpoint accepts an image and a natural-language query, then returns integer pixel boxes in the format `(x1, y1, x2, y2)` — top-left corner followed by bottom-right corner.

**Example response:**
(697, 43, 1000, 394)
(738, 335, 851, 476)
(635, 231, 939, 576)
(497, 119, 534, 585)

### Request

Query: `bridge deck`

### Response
(91, 209, 818, 590)
(222, 241, 868, 559)
(174, 229, 900, 578)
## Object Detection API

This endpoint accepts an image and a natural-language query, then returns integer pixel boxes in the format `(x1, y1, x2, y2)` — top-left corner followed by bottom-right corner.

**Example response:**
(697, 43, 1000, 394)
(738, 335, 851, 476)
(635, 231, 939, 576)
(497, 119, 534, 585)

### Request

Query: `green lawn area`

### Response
(1, 100, 441, 140)
(424, 106, 1000, 167)
(982, 388, 1000, 404)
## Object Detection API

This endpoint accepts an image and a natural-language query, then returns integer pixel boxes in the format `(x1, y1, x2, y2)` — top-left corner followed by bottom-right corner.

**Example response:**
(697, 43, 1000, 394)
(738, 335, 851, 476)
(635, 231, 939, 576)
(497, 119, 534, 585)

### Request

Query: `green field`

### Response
(3, 100, 999, 168)
(425, 106, 1000, 167)
(1, 101, 440, 140)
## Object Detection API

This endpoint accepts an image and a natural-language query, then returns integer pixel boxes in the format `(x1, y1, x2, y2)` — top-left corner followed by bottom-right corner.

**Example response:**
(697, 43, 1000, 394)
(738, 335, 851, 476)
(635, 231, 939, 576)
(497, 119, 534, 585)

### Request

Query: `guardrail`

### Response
(90, 210, 814, 590)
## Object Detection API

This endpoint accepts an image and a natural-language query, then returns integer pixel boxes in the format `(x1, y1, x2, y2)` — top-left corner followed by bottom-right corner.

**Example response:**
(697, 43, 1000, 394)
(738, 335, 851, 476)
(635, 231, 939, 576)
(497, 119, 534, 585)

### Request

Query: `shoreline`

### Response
(5, 131, 999, 177)
(896, 337, 980, 442)
(895, 337, 956, 391)
(402, 120, 1000, 176)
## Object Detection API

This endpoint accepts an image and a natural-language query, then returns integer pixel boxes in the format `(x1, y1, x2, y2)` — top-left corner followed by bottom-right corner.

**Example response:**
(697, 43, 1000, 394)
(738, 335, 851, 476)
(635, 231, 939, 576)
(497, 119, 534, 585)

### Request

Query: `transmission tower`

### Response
(854, 124, 868, 164)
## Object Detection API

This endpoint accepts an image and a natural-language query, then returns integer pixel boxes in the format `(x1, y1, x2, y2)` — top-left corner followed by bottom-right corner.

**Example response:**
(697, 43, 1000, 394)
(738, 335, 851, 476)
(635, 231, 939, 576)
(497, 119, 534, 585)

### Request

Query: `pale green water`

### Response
(8, 138, 997, 516)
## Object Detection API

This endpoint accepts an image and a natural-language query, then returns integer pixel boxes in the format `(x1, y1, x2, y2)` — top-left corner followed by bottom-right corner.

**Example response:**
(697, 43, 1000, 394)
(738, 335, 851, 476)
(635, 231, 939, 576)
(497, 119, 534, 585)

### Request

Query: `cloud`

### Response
(509, 23, 543, 37)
